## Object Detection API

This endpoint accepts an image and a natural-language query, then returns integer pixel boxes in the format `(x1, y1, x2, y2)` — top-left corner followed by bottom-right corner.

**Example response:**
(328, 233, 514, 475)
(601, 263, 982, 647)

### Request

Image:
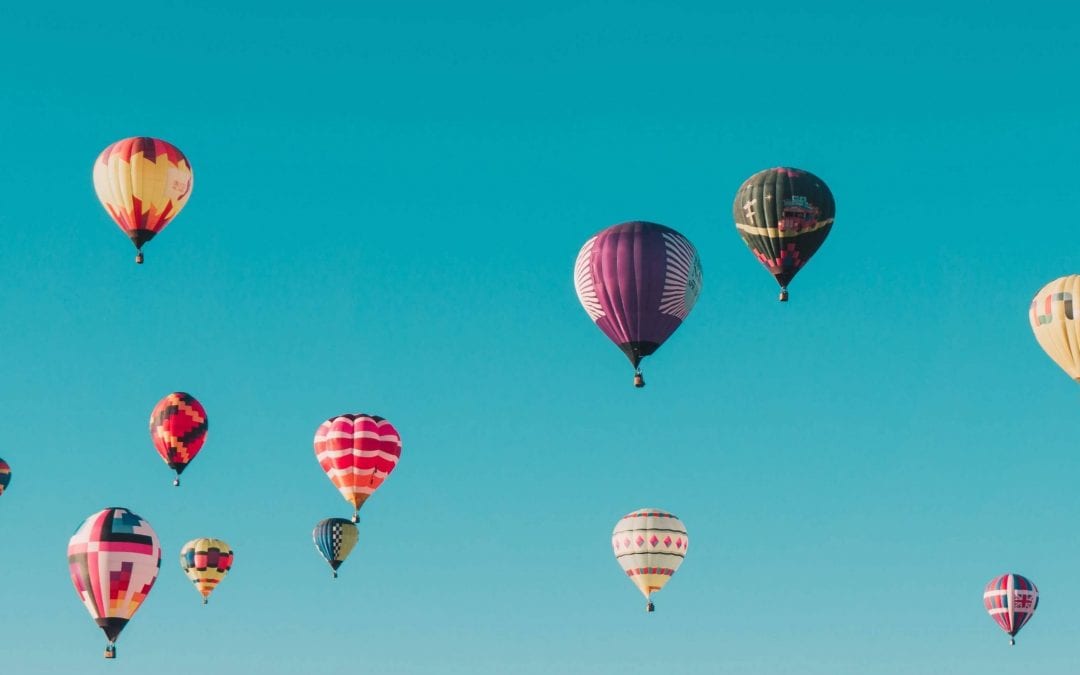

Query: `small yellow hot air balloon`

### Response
(1030, 275, 1080, 381)
(179, 538, 233, 604)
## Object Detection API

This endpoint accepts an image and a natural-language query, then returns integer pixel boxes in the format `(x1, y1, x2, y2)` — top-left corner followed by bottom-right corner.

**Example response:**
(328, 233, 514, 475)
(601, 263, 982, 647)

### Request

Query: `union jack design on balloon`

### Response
(983, 573, 1038, 645)
(612, 508, 688, 612)
(314, 413, 401, 522)
(92, 137, 193, 264)
(67, 507, 162, 659)
(150, 392, 208, 486)
(574, 221, 702, 387)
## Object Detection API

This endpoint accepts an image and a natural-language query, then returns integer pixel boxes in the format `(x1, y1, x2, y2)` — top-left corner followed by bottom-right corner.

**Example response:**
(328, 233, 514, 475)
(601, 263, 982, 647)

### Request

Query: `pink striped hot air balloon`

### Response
(574, 221, 702, 388)
(314, 413, 401, 522)
(983, 573, 1038, 645)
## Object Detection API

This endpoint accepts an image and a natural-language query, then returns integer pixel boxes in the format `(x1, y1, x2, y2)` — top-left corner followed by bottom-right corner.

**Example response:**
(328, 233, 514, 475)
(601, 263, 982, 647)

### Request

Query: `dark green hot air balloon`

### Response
(733, 167, 835, 301)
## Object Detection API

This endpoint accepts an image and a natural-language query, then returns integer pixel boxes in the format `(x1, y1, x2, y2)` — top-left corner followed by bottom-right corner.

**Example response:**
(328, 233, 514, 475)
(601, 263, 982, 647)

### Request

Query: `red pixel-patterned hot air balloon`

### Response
(314, 414, 401, 522)
(149, 392, 208, 486)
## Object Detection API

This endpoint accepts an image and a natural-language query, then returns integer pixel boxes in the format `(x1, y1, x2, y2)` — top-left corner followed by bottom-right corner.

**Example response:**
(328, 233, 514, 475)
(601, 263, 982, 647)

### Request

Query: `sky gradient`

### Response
(1, 2, 1079, 673)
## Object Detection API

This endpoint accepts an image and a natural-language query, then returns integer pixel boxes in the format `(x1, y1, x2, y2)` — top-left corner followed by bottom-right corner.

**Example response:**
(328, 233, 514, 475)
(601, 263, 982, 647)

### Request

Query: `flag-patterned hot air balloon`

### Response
(574, 221, 702, 387)
(150, 392, 208, 486)
(313, 518, 359, 578)
(314, 413, 401, 522)
(733, 167, 834, 301)
(92, 137, 193, 264)
(984, 573, 1038, 645)
(67, 507, 162, 659)
(611, 508, 689, 612)
(1029, 275, 1080, 382)
(180, 538, 233, 604)
(0, 457, 10, 497)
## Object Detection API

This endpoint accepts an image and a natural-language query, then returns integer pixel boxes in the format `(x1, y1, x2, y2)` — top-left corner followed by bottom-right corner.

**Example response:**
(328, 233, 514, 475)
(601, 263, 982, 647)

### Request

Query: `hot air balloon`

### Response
(1029, 275, 1080, 381)
(93, 137, 193, 264)
(733, 167, 834, 301)
(180, 538, 233, 604)
(573, 221, 702, 387)
(984, 573, 1038, 645)
(313, 518, 359, 578)
(0, 457, 9, 497)
(67, 507, 161, 659)
(611, 508, 688, 612)
(150, 392, 208, 486)
(314, 413, 401, 522)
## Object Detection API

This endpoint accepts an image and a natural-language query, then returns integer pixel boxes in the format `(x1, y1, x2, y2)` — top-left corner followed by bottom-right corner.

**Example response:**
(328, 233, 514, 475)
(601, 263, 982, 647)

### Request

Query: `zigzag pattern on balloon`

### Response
(149, 392, 208, 475)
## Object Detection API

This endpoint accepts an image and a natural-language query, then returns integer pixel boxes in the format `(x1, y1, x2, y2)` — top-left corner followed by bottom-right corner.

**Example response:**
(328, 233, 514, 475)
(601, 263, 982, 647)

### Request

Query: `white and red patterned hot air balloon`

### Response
(314, 413, 401, 522)
(984, 573, 1038, 645)
(612, 508, 688, 612)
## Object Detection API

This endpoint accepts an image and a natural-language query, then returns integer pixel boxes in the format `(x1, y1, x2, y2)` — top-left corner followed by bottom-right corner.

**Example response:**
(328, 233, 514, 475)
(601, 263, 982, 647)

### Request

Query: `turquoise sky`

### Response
(2, 2, 1079, 673)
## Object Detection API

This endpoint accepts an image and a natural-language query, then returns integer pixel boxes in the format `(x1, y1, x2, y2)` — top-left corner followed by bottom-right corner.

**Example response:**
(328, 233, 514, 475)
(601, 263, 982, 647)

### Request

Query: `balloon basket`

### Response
(1010, 638, 1015, 646)
(778, 288, 789, 302)
(646, 601, 655, 613)
(135, 251, 144, 265)
(173, 477, 180, 487)
(633, 372, 645, 388)
(104, 644, 116, 659)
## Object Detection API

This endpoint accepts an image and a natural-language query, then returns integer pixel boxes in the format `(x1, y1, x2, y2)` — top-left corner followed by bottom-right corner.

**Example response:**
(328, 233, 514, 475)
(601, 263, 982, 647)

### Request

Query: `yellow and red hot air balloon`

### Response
(314, 413, 401, 522)
(180, 538, 234, 604)
(93, 137, 193, 264)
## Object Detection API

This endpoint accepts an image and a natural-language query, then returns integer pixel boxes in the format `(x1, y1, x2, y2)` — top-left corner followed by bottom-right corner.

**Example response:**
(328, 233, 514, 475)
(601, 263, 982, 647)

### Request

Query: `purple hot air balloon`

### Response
(574, 221, 702, 387)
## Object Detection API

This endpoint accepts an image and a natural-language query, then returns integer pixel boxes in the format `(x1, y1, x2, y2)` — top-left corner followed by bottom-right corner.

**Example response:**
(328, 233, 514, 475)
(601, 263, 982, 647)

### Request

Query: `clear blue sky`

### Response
(1, 1, 1079, 673)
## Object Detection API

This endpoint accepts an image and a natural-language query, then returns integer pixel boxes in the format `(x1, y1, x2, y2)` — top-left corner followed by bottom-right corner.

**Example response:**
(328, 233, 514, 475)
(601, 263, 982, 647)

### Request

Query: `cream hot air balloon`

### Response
(1030, 275, 1080, 381)
(611, 508, 688, 612)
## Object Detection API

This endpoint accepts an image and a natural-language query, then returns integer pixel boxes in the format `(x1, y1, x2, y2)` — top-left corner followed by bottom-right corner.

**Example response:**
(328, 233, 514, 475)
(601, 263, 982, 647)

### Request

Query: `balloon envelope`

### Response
(313, 518, 359, 577)
(984, 573, 1038, 642)
(180, 538, 234, 603)
(67, 507, 161, 657)
(1029, 275, 1080, 381)
(573, 221, 702, 380)
(733, 167, 834, 299)
(92, 137, 193, 261)
(0, 457, 9, 497)
(314, 413, 401, 520)
(611, 508, 688, 610)
(149, 392, 208, 484)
